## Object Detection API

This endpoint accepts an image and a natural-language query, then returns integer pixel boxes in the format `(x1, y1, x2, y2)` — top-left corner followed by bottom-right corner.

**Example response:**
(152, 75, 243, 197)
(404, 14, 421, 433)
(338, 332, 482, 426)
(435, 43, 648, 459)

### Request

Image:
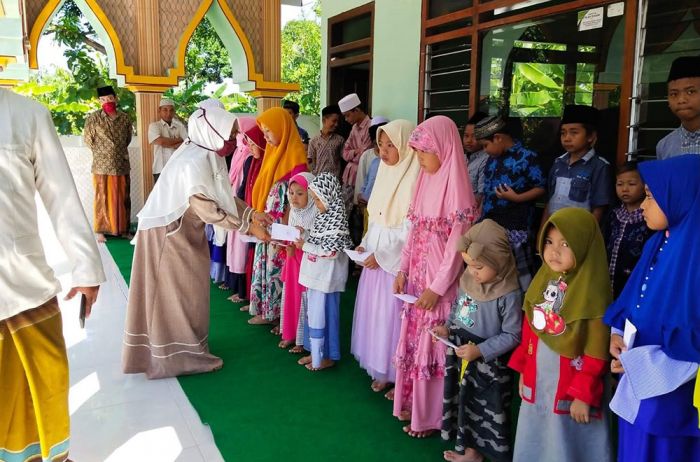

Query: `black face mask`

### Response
(188, 108, 237, 156)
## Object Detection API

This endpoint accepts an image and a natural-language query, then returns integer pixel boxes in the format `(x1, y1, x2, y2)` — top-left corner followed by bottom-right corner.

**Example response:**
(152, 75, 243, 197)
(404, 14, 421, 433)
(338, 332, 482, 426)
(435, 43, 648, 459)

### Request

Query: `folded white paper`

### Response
(271, 223, 300, 242)
(428, 329, 458, 349)
(623, 318, 637, 349)
(344, 249, 372, 263)
(393, 293, 418, 304)
(239, 234, 262, 244)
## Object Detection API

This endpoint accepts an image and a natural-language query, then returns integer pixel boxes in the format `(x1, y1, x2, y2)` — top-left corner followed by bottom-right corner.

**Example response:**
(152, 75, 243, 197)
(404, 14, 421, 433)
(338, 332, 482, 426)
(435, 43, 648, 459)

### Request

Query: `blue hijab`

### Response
(604, 154, 700, 363)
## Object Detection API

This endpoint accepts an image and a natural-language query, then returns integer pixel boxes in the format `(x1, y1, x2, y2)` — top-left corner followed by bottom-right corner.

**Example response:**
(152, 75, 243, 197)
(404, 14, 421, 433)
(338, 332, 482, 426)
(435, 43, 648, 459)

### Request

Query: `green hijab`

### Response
(524, 208, 611, 360)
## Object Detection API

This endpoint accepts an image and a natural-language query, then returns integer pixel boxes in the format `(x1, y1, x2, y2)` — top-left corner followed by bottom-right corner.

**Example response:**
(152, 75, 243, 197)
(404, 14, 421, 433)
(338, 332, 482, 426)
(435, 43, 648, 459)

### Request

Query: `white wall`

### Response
(321, 0, 422, 123)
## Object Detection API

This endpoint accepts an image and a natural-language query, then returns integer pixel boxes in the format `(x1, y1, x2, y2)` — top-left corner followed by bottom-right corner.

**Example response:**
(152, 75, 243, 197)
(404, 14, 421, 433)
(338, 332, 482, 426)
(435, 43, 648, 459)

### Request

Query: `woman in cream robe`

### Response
(122, 104, 268, 379)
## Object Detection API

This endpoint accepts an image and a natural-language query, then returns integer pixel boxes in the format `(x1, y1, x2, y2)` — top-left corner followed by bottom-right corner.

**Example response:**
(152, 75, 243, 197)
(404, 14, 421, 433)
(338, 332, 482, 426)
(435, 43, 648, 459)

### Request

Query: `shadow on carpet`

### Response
(106, 238, 447, 461)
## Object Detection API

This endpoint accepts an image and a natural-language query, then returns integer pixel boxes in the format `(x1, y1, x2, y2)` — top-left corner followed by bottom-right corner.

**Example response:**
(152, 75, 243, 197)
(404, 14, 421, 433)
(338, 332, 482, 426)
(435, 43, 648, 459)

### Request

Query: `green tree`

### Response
(16, 0, 135, 134)
(184, 17, 232, 86)
(281, 18, 321, 115)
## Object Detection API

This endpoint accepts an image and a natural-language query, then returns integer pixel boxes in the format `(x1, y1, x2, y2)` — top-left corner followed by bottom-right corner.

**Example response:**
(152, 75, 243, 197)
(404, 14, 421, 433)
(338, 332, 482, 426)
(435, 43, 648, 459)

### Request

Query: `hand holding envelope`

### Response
(344, 249, 372, 264)
(270, 223, 301, 242)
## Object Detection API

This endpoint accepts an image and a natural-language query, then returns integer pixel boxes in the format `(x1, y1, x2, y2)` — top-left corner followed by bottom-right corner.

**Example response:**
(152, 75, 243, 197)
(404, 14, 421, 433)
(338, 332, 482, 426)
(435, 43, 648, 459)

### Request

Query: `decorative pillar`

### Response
(257, 0, 283, 113)
(262, 0, 281, 81)
(133, 0, 163, 198)
(134, 92, 162, 196)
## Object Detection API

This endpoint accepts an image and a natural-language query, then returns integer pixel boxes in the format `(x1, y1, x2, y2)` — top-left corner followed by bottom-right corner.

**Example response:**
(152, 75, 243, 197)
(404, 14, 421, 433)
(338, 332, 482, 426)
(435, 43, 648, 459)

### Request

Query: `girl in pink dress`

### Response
(279, 172, 317, 350)
(393, 115, 477, 438)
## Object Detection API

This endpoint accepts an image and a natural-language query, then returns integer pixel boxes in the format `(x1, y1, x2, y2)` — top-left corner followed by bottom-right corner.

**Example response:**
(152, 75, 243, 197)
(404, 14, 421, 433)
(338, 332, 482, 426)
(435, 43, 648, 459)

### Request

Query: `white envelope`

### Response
(393, 293, 418, 304)
(427, 329, 458, 349)
(623, 318, 637, 349)
(344, 249, 372, 263)
(271, 223, 300, 242)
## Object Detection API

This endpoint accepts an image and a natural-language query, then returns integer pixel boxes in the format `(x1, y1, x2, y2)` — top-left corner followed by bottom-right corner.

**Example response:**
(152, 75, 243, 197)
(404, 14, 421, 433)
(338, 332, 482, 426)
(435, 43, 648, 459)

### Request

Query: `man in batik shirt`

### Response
(83, 85, 133, 241)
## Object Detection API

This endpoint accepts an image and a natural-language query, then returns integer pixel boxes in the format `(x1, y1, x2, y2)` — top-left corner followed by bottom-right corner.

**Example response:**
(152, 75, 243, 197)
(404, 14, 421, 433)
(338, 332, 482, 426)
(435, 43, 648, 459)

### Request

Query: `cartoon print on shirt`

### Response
(532, 278, 567, 335)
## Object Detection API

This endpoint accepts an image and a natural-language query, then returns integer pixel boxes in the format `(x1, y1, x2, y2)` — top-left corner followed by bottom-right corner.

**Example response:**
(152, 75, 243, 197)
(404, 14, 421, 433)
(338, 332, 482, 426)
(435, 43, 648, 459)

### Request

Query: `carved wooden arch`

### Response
(27, 0, 297, 95)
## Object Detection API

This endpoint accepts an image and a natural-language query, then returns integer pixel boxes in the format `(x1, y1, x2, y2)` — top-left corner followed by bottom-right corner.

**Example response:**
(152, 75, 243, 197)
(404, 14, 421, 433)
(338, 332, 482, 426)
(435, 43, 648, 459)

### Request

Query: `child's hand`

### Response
(294, 238, 305, 250)
(415, 288, 439, 310)
(518, 374, 524, 399)
(393, 272, 406, 294)
(611, 358, 625, 374)
(362, 253, 379, 269)
(569, 399, 591, 424)
(355, 246, 365, 252)
(495, 184, 519, 202)
(610, 334, 626, 360)
(455, 343, 481, 361)
(431, 325, 449, 340)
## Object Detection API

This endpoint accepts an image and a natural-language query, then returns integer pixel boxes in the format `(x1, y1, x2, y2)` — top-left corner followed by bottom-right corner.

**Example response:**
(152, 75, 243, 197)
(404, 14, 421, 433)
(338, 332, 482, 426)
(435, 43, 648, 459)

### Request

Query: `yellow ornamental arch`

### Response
(28, 0, 297, 95)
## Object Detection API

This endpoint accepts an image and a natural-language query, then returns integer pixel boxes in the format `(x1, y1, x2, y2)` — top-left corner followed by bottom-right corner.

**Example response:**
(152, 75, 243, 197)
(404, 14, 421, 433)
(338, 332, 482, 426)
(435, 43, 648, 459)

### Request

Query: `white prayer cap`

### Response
(338, 93, 361, 113)
(370, 116, 389, 126)
(159, 98, 175, 107)
(197, 98, 225, 110)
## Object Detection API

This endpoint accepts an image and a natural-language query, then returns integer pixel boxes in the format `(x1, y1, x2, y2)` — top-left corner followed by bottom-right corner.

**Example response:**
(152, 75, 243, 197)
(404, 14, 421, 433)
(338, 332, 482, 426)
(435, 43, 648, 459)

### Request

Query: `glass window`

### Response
(330, 13, 372, 47)
(423, 37, 472, 128)
(631, 0, 700, 159)
(479, 8, 624, 167)
(428, 0, 473, 19)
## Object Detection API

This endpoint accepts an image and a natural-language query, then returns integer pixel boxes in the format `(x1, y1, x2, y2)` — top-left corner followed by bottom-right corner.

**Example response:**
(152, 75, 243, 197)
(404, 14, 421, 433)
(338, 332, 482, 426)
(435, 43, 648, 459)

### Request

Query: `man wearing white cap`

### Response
(148, 98, 188, 182)
(338, 93, 372, 195)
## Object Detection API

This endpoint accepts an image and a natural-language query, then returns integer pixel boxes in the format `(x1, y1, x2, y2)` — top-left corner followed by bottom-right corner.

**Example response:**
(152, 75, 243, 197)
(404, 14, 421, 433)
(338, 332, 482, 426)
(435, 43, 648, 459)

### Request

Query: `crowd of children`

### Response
(184, 54, 700, 462)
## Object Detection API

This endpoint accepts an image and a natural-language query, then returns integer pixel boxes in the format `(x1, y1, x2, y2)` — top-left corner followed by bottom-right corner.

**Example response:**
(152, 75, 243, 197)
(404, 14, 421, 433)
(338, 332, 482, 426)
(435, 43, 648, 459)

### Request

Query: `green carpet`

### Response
(106, 239, 447, 461)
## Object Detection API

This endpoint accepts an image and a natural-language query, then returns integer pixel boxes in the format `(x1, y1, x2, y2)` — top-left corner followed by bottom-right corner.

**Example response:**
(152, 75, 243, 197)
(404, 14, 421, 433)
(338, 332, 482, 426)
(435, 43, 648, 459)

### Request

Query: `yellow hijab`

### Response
(252, 107, 308, 211)
(367, 120, 421, 227)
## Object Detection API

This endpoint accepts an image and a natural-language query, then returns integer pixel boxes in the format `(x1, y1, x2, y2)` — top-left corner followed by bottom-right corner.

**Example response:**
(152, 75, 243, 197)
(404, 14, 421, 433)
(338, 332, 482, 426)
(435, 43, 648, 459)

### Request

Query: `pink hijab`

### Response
(228, 133, 250, 189)
(407, 115, 476, 224)
(228, 116, 266, 190)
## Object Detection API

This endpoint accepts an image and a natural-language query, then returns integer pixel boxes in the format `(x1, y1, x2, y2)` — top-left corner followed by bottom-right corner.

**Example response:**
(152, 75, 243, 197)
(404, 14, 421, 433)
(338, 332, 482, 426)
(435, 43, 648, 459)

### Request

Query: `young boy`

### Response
(541, 104, 612, 224)
(475, 115, 546, 289)
(463, 111, 489, 207)
(657, 55, 700, 159)
(283, 99, 310, 145)
(307, 104, 344, 179)
(603, 162, 653, 298)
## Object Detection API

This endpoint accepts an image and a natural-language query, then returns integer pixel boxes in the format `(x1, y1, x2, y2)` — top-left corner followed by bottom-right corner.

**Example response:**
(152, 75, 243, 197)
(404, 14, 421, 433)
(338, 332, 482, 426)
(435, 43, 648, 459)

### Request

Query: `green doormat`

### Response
(106, 239, 446, 461)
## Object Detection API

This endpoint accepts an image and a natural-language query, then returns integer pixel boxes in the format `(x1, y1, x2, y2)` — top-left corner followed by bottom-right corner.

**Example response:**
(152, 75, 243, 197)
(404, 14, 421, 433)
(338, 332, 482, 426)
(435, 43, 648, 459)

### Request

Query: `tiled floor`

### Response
(38, 202, 225, 462)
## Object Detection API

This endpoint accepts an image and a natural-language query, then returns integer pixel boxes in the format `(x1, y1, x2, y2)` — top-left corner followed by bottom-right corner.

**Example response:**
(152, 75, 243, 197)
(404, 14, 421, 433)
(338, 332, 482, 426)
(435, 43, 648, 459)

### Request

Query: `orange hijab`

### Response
(252, 107, 308, 211)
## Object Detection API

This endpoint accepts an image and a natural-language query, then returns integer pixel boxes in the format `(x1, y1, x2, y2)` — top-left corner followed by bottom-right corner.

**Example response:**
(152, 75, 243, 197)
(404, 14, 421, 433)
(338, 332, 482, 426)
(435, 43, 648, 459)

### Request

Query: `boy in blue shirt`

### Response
(475, 115, 546, 290)
(541, 104, 612, 224)
(656, 55, 700, 159)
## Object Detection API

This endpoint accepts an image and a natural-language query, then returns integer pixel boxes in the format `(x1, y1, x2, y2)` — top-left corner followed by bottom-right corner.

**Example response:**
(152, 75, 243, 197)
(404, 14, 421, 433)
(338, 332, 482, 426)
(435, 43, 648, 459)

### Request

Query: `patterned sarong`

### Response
(93, 174, 131, 235)
(0, 299, 70, 462)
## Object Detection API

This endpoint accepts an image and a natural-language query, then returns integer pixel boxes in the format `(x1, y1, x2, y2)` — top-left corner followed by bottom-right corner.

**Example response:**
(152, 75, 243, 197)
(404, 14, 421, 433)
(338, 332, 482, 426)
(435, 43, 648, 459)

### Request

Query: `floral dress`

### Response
(394, 211, 471, 416)
(249, 181, 288, 321)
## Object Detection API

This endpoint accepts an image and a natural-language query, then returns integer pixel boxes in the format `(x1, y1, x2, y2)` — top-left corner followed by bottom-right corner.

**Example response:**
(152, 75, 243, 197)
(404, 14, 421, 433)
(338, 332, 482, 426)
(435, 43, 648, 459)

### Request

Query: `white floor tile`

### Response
(37, 205, 226, 462)
(176, 446, 206, 462)
(197, 442, 227, 462)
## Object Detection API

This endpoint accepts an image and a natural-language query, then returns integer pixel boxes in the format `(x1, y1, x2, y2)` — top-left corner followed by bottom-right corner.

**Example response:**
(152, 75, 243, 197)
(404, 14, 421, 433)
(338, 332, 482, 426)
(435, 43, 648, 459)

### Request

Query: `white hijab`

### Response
(136, 106, 240, 240)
